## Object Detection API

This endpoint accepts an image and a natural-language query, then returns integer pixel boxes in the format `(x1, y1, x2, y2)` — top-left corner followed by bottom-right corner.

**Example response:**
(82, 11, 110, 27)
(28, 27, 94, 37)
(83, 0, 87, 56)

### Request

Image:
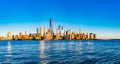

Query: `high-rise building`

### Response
(12, 35, 15, 40)
(86, 33, 89, 40)
(49, 18, 54, 39)
(58, 25, 61, 29)
(66, 29, 72, 40)
(71, 32, 75, 40)
(40, 27, 45, 37)
(45, 28, 53, 40)
(61, 26, 63, 30)
(66, 29, 71, 35)
(19, 32, 22, 40)
(15, 35, 19, 40)
(89, 33, 93, 39)
(50, 18, 53, 29)
(93, 34, 96, 40)
(24, 31, 29, 40)
(7, 32, 12, 40)
(25, 31, 27, 35)
(36, 28, 39, 34)
(61, 26, 64, 37)
(79, 28, 81, 34)
(56, 29, 61, 40)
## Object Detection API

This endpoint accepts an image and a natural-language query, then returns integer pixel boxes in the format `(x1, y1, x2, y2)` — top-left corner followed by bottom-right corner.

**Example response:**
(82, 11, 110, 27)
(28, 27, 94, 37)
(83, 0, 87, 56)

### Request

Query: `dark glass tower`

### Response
(58, 25, 61, 29)
(36, 28, 39, 34)
(50, 18, 53, 29)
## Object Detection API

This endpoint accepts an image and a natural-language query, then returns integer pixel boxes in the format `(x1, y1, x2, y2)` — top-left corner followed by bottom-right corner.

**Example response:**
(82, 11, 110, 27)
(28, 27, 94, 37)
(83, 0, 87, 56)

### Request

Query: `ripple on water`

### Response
(0, 40, 120, 63)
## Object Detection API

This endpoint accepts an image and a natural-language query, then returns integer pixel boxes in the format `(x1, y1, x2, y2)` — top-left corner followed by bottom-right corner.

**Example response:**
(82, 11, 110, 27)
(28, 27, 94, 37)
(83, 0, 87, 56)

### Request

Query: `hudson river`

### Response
(0, 40, 120, 64)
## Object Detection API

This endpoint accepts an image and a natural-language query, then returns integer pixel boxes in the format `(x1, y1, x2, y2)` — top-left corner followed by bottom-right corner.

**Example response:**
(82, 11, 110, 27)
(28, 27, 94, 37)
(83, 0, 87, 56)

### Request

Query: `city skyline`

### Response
(0, 0, 120, 39)
(0, 18, 96, 40)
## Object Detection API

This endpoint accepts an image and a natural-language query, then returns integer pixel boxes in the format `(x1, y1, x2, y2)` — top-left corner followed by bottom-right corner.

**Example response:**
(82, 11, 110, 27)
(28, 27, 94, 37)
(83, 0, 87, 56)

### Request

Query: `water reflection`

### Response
(87, 42, 94, 53)
(0, 40, 119, 63)
(6, 41, 12, 63)
(68, 42, 73, 50)
(60, 42, 66, 50)
(56, 42, 61, 50)
(39, 41, 45, 63)
(76, 41, 83, 54)
(48, 41, 53, 51)
(87, 41, 95, 59)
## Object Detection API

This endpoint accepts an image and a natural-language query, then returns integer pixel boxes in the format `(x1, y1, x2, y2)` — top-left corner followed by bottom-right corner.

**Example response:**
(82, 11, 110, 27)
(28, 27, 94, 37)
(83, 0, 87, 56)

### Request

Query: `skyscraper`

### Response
(79, 28, 81, 34)
(25, 30, 27, 35)
(56, 29, 61, 40)
(36, 28, 39, 34)
(61, 26, 64, 37)
(93, 34, 96, 40)
(50, 18, 53, 29)
(7, 32, 12, 40)
(19, 32, 22, 39)
(40, 27, 45, 37)
(61, 26, 63, 30)
(58, 25, 61, 29)
(89, 33, 93, 39)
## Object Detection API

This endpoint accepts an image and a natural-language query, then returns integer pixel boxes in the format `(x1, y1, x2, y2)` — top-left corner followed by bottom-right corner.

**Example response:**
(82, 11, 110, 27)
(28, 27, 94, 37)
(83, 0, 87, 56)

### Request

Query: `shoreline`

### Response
(0, 39, 120, 41)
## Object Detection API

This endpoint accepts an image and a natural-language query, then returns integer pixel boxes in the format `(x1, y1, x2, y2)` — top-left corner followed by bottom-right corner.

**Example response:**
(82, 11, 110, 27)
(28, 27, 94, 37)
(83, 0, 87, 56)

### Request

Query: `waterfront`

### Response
(0, 40, 120, 64)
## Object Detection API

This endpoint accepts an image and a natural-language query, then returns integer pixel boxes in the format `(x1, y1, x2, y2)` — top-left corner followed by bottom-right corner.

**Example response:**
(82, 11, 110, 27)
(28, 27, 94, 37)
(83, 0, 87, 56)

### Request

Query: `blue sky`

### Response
(0, 0, 120, 39)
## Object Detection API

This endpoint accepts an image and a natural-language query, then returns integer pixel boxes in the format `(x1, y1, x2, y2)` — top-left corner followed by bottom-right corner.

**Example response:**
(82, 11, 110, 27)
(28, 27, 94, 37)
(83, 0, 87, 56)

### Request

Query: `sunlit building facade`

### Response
(40, 27, 45, 37)
(7, 32, 12, 40)
(56, 29, 61, 40)
(0, 18, 97, 40)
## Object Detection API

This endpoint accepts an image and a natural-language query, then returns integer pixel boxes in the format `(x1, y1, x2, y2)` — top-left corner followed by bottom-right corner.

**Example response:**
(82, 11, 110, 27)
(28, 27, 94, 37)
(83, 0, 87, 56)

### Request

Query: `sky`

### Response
(0, 0, 120, 39)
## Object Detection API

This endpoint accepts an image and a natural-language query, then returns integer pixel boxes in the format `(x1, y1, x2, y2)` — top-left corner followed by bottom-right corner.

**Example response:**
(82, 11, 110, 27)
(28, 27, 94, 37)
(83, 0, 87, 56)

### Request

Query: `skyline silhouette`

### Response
(0, 0, 120, 39)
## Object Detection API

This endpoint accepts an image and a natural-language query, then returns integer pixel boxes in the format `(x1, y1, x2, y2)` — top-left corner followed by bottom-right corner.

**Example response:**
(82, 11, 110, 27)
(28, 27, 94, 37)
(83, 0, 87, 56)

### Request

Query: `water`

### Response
(0, 40, 120, 64)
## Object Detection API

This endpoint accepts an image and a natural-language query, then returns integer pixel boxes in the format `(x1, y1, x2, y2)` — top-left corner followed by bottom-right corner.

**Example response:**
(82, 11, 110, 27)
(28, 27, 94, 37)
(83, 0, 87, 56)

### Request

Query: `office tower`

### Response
(25, 31, 27, 35)
(66, 29, 72, 40)
(71, 32, 75, 40)
(19, 32, 22, 40)
(32, 33, 37, 40)
(49, 28, 53, 39)
(56, 29, 61, 40)
(61, 26, 64, 37)
(82, 33, 86, 40)
(7, 32, 12, 40)
(66, 29, 71, 35)
(36, 28, 39, 34)
(79, 28, 81, 34)
(62, 26, 63, 30)
(58, 25, 61, 36)
(45, 28, 53, 40)
(58, 25, 61, 29)
(40, 27, 45, 37)
(15, 35, 19, 40)
(86, 33, 89, 40)
(89, 33, 93, 40)
(12, 35, 15, 40)
(93, 34, 96, 40)
(24, 31, 28, 40)
(28, 33, 33, 40)
(50, 18, 53, 29)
